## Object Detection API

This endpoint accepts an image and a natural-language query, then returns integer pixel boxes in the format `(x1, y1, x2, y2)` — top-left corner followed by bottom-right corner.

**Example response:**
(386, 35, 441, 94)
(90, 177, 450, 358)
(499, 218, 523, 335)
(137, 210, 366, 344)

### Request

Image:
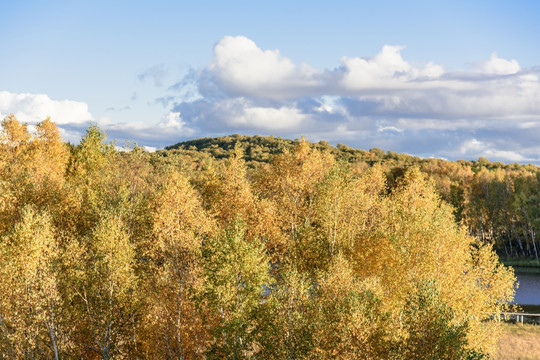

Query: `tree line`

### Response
(169, 134, 540, 259)
(0, 115, 515, 359)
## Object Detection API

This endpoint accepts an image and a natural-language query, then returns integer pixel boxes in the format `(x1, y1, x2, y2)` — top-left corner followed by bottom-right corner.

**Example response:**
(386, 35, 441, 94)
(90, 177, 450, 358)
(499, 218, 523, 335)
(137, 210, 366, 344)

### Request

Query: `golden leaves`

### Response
(0, 116, 517, 358)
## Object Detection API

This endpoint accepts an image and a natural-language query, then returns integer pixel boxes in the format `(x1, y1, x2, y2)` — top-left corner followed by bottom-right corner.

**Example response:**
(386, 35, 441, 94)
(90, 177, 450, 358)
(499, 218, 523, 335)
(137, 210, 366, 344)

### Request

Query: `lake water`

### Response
(514, 272, 540, 305)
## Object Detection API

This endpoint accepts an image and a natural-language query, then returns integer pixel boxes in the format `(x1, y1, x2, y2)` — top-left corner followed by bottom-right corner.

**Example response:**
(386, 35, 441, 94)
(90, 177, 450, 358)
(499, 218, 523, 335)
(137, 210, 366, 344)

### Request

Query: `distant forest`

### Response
(169, 133, 540, 259)
(0, 115, 517, 359)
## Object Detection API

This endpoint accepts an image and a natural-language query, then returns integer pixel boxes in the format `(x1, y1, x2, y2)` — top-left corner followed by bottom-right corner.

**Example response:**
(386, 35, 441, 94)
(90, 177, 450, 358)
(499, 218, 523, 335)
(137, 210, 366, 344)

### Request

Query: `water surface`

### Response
(514, 271, 540, 305)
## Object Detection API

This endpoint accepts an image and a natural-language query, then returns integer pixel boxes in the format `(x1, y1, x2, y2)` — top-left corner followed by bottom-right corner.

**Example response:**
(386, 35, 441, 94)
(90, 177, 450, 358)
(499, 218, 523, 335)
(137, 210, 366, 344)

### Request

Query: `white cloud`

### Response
(166, 36, 540, 163)
(315, 96, 344, 114)
(0, 92, 195, 148)
(230, 103, 306, 130)
(143, 145, 157, 152)
(458, 138, 528, 162)
(191, 38, 540, 124)
(476, 53, 520, 75)
(377, 126, 403, 133)
(208, 36, 320, 98)
(157, 111, 191, 133)
(340, 45, 444, 91)
(57, 127, 87, 144)
(114, 144, 157, 153)
(0, 91, 93, 125)
(97, 111, 194, 143)
(5, 37, 540, 164)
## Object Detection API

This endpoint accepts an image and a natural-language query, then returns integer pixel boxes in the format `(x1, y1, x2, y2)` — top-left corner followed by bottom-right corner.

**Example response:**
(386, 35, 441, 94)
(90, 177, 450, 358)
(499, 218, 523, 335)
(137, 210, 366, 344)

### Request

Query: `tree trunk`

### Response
(513, 223, 525, 257)
(47, 319, 59, 360)
(176, 282, 184, 360)
(531, 227, 539, 260)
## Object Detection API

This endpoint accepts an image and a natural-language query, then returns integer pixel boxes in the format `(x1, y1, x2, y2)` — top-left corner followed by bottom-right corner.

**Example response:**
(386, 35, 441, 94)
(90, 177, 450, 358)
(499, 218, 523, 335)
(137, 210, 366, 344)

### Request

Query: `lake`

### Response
(514, 271, 540, 305)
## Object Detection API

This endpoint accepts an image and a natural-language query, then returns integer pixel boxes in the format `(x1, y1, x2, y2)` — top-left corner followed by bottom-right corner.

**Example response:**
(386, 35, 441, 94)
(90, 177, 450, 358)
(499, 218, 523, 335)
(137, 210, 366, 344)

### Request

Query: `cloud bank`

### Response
(168, 36, 540, 163)
(0, 91, 193, 146)
(3, 36, 540, 163)
(0, 91, 93, 125)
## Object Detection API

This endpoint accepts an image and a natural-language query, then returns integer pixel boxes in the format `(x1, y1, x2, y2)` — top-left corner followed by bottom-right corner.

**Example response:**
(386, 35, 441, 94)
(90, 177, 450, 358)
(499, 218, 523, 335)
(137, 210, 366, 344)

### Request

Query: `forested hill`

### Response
(166, 133, 532, 170)
(167, 134, 422, 166)
(166, 135, 540, 259)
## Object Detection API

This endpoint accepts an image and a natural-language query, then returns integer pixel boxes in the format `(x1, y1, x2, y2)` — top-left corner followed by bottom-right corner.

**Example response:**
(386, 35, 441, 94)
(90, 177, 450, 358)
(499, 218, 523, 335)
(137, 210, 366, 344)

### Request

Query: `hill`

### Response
(166, 134, 420, 166)
(166, 134, 529, 170)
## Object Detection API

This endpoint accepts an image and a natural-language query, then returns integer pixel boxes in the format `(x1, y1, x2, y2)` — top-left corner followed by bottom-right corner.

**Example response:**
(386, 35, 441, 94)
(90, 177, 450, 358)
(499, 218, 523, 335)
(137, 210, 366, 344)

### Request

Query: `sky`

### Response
(2, 0, 540, 163)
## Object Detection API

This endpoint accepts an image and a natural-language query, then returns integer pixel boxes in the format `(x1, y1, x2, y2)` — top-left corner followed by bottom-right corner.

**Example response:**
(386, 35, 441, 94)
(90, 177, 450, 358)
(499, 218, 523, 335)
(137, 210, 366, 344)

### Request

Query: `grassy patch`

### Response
(495, 323, 540, 360)
(515, 267, 540, 274)
(501, 257, 540, 271)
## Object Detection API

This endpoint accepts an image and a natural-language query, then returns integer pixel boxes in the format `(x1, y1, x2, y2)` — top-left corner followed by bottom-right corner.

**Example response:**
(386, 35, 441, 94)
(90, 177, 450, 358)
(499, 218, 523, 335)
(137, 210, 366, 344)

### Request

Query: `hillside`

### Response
(166, 134, 531, 170)
(166, 134, 419, 165)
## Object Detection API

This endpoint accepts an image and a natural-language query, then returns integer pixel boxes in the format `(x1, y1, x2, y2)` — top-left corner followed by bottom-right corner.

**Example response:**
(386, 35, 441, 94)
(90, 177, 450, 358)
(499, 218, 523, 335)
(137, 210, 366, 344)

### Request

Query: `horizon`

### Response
(2, 0, 540, 164)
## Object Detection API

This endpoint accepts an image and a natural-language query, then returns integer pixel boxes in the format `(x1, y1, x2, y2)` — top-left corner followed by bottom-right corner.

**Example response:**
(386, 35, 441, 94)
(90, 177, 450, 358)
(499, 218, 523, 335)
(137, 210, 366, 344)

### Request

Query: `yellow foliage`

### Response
(0, 206, 62, 358)
(0, 119, 517, 358)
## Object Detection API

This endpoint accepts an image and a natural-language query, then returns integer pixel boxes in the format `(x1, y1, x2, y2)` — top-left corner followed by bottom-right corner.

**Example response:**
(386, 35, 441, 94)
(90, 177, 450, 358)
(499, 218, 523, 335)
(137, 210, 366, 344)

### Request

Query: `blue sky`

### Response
(2, 0, 540, 163)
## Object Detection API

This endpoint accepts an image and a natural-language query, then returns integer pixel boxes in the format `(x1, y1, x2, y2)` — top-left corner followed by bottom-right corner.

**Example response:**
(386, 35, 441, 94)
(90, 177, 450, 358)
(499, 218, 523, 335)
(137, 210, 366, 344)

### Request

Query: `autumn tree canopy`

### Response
(0, 116, 516, 359)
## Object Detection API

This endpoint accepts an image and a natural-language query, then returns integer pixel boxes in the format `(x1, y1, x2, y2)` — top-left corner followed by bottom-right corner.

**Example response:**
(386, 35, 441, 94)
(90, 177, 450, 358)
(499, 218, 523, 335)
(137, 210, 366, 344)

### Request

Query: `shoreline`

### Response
(500, 257, 540, 273)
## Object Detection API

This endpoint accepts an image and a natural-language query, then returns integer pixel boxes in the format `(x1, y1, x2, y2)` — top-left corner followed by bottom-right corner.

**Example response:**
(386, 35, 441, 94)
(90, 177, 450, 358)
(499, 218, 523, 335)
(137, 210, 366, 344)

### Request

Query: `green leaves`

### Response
(397, 281, 470, 360)
(199, 222, 269, 359)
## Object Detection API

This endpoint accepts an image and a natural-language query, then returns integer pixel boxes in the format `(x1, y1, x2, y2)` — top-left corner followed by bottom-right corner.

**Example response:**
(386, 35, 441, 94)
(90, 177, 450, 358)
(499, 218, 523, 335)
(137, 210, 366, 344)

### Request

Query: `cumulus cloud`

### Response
(164, 36, 540, 163)
(0, 91, 93, 125)
(230, 103, 306, 130)
(340, 45, 445, 91)
(205, 36, 321, 99)
(476, 53, 521, 75)
(4, 37, 540, 163)
(0, 92, 195, 148)
(198, 37, 540, 121)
